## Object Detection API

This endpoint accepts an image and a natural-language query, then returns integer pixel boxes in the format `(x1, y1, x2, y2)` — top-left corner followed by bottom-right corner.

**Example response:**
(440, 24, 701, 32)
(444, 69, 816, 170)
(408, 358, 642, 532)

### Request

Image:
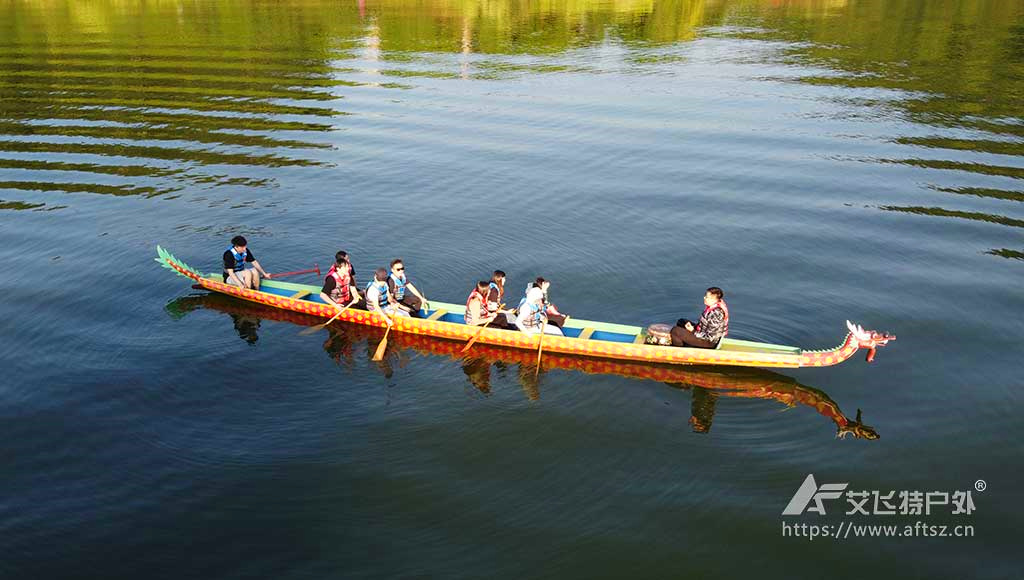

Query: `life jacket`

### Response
(487, 282, 503, 312)
(389, 273, 408, 301)
(465, 290, 487, 324)
(517, 283, 532, 312)
(520, 301, 544, 327)
(517, 287, 546, 328)
(328, 262, 355, 283)
(227, 246, 247, 271)
(696, 300, 729, 338)
(366, 279, 390, 310)
(528, 283, 560, 315)
(327, 268, 351, 304)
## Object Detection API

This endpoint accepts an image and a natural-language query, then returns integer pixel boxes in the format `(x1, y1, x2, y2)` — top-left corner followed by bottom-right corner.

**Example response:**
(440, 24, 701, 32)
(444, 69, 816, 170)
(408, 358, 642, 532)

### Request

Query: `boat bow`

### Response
(799, 320, 896, 367)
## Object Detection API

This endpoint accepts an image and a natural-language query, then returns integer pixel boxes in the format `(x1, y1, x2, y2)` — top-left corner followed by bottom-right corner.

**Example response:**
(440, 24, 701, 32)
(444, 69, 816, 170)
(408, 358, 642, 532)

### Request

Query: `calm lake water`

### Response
(2, 1, 1022, 578)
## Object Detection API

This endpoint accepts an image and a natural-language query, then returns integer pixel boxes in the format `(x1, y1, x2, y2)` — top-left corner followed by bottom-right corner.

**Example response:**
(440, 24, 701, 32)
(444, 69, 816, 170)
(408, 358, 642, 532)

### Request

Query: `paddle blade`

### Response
(459, 336, 479, 354)
(534, 323, 547, 378)
(372, 334, 389, 361)
(298, 323, 325, 336)
(460, 306, 503, 354)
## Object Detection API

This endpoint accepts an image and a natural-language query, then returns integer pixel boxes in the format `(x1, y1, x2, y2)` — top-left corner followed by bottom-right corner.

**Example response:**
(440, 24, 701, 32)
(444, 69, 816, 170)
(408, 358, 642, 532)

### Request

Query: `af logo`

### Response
(782, 474, 849, 516)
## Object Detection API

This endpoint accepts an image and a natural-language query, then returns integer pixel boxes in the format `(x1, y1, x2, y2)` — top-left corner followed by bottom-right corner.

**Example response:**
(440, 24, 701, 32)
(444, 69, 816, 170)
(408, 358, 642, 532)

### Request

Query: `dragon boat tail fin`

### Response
(155, 245, 203, 281)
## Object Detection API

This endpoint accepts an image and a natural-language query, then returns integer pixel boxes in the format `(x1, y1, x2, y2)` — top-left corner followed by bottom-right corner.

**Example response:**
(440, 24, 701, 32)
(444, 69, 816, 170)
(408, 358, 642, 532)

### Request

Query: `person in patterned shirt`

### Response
(671, 287, 729, 348)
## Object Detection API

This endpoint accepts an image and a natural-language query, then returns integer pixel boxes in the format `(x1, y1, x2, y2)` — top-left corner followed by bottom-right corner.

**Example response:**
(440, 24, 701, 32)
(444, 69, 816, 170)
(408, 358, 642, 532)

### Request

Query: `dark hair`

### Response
(375, 268, 388, 281)
(706, 287, 724, 300)
(534, 277, 548, 287)
(335, 250, 348, 262)
(477, 280, 490, 291)
(390, 258, 403, 268)
(491, 270, 505, 292)
(231, 235, 247, 247)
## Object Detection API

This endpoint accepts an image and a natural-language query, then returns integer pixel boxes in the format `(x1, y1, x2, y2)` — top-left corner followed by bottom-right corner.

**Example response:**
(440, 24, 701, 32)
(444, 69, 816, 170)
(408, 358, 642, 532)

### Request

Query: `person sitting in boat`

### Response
(485, 270, 516, 330)
(524, 277, 568, 328)
(366, 268, 408, 325)
(670, 287, 729, 349)
(330, 250, 357, 287)
(387, 258, 428, 317)
(515, 285, 564, 336)
(222, 235, 271, 290)
(465, 281, 496, 326)
(320, 254, 362, 312)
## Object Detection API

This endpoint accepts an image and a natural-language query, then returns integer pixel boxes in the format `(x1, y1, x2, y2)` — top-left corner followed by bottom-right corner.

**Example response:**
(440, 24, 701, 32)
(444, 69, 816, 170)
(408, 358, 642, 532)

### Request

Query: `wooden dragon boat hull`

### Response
(167, 292, 881, 439)
(157, 246, 894, 369)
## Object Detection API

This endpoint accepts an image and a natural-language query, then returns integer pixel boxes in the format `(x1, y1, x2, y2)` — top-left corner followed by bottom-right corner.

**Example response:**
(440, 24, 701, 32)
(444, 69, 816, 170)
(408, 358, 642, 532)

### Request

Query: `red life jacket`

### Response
(327, 268, 352, 304)
(696, 300, 729, 338)
(327, 262, 353, 278)
(465, 289, 487, 324)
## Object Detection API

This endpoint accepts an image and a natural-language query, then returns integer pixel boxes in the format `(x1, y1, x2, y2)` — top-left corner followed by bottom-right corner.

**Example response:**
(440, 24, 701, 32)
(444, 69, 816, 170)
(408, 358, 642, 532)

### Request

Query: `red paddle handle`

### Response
(273, 264, 320, 278)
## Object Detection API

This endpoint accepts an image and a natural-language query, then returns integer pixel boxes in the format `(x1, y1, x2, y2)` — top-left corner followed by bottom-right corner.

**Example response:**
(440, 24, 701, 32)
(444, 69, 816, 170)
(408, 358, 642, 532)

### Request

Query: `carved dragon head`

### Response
(846, 320, 896, 362)
(837, 408, 879, 440)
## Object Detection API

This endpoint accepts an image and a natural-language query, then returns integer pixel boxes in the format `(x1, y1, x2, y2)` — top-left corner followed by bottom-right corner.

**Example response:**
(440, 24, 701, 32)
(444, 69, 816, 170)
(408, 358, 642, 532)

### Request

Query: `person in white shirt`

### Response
(365, 268, 409, 325)
(515, 286, 563, 336)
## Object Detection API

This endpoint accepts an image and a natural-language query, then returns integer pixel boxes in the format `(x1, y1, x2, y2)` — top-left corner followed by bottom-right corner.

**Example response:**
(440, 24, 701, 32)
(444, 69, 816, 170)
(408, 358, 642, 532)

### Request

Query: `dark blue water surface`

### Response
(2, 1, 1022, 578)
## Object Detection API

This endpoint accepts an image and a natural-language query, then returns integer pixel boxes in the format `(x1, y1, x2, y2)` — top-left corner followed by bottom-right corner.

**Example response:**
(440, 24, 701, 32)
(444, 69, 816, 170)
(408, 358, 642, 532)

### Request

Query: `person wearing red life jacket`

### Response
(329, 250, 357, 287)
(465, 281, 496, 326)
(671, 287, 729, 349)
(319, 254, 362, 312)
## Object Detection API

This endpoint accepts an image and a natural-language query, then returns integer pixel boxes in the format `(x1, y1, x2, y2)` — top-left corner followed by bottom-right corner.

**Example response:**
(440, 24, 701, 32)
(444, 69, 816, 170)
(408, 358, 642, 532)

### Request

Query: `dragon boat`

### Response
(157, 246, 895, 369)
(167, 292, 880, 439)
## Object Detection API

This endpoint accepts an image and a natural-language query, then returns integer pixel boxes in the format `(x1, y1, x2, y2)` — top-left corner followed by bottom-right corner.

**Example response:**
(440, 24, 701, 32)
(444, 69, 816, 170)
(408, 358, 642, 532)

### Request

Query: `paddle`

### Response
(534, 318, 548, 378)
(371, 296, 396, 361)
(460, 302, 506, 354)
(273, 263, 321, 278)
(298, 299, 355, 336)
(372, 314, 395, 361)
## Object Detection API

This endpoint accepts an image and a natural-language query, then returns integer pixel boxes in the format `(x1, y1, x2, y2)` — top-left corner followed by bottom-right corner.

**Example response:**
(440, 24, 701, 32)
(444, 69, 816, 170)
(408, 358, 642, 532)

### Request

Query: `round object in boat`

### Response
(644, 323, 673, 346)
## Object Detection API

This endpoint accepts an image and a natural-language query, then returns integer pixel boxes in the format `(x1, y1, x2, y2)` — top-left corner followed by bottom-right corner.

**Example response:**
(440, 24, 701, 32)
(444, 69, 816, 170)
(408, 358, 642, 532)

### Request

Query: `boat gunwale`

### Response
(252, 277, 803, 353)
(155, 247, 863, 369)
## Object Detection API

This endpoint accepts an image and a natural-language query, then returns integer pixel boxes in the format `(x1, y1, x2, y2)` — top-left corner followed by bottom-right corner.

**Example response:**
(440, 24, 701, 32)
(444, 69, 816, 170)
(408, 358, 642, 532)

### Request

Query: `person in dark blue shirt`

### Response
(222, 235, 271, 290)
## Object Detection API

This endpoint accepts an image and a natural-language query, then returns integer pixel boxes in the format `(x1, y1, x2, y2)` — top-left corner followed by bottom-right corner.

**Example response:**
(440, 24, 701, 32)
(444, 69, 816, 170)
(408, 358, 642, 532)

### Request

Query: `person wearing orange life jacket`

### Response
(671, 287, 729, 348)
(465, 281, 496, 326)
(387, 258, 428, 317)
(366, 268, 409, 325)
(319, 254, 362, 312)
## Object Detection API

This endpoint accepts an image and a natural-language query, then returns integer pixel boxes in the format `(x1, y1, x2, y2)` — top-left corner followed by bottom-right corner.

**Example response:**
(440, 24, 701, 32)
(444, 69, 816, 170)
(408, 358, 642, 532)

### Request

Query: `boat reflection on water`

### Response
(166, 293, 879, 440)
